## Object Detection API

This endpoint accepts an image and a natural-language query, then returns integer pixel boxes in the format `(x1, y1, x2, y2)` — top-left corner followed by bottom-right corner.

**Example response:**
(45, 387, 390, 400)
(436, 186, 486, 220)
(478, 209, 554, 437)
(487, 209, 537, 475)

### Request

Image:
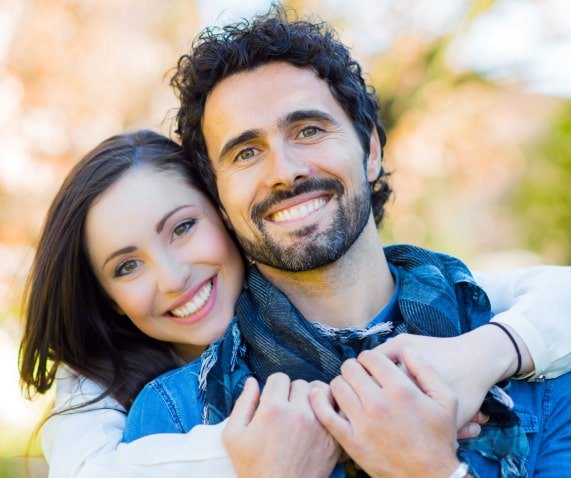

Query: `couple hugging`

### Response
(20, 6, 571, 478)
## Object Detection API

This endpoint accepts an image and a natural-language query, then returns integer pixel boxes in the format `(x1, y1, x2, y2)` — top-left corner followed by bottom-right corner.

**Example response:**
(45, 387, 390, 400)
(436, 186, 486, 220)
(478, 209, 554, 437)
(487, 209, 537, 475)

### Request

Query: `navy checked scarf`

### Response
(198, 244, 529, 477)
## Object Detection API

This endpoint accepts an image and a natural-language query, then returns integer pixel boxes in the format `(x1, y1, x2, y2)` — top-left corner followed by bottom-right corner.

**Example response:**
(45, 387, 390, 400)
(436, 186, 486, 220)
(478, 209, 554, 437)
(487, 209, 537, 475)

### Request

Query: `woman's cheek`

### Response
(115, 278, 156, 321)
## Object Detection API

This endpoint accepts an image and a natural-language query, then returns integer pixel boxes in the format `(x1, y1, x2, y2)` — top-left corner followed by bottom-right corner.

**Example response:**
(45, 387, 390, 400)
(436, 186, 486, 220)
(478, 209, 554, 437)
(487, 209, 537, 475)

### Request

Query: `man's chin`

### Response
(262, 219, 321, 240)
(252, 240, 345, 272)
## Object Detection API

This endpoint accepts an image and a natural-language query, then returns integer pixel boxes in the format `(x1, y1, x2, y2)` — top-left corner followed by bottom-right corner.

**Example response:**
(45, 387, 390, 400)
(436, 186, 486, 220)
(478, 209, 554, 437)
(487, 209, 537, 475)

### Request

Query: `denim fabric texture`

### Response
(124, 245, 570, 477)
(123, 358, 570, 477)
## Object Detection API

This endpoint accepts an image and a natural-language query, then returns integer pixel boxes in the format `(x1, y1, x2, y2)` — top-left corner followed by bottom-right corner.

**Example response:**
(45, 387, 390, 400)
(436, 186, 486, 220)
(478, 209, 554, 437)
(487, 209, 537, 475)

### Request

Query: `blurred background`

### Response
(0, 0, 569, 476)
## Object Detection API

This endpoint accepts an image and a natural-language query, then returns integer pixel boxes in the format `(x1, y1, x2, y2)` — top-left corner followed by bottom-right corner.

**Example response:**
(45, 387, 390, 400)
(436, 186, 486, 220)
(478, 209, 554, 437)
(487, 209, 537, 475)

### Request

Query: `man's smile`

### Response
(267, 194, 330, 224)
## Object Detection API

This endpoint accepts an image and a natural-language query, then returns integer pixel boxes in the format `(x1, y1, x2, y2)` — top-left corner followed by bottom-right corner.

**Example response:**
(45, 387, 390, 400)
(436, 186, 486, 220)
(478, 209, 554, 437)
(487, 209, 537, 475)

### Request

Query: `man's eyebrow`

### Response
(217, 110, 336, 162)
(218, 129, 263, 161)
(279, 110, 338, 128)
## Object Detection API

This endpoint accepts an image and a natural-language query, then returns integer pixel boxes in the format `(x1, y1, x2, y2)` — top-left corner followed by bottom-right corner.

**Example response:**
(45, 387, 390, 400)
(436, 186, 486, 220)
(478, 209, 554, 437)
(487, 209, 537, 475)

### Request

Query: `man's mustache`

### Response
(251, 177, 344, 225)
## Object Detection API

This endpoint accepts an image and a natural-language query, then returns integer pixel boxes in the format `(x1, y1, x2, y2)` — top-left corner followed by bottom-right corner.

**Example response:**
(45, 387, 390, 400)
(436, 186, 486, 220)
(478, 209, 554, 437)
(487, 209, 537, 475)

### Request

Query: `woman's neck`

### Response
(172, 343, 205, 363)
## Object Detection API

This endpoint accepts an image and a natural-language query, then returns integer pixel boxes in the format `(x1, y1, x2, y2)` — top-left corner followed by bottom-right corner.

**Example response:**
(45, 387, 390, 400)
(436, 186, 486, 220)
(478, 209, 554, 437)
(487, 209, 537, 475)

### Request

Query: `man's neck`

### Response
(257, 219, 394, 328)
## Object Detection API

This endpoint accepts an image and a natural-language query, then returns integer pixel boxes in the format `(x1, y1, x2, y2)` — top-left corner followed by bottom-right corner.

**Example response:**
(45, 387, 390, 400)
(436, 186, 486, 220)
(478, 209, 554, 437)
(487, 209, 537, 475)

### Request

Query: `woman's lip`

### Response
(167, 276, 215, 312)
(165, 275, 218, 325)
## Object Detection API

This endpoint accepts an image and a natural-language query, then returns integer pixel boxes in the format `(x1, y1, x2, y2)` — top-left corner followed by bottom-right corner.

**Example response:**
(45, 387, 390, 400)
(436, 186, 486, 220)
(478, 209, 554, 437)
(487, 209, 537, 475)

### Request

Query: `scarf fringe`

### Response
(198, 341, 220, 399)
(199, 322, 246, 424)
(230, 323, 246, 370)
(490, 385, 515, 409)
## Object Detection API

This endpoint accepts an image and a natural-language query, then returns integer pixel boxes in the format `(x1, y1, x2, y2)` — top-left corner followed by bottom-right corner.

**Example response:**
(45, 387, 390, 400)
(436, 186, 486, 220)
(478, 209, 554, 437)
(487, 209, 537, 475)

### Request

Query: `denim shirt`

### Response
(124, 357, 570, 477)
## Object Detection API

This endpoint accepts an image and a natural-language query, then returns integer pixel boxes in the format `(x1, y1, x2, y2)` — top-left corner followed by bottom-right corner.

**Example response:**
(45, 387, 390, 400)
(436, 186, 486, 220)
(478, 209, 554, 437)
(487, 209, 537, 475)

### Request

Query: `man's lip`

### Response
(165, 275, 216, 313)
(263, 192, 331, 220)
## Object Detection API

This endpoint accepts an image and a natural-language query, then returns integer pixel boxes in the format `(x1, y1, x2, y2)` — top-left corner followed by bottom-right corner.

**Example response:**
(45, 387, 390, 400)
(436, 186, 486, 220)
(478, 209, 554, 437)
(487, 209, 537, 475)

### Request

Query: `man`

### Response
(125, 8, 570, 477)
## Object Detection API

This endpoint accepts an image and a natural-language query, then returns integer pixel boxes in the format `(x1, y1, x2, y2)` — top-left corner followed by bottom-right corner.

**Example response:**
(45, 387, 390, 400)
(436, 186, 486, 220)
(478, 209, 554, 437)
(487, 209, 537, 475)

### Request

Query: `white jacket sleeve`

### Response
(42, 367, 236, 478)
(473, 266, 571, 381)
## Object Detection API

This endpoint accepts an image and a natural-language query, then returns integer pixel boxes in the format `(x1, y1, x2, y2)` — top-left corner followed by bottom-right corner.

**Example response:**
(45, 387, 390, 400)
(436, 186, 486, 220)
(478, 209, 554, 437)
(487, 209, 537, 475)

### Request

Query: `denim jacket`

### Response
(125, 247, 570, 477)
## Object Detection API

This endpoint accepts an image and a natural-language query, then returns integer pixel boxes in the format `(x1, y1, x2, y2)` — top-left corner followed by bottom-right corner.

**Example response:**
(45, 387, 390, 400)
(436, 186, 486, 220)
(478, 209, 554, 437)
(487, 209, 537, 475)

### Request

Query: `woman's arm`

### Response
(42, 368, 236, 478)
(474, 265, 571, 380)
(366, 265, 571, 432)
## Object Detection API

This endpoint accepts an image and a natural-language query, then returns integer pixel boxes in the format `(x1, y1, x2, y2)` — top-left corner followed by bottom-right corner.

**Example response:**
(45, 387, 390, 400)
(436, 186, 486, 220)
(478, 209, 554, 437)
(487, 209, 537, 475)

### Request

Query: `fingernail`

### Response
(478, 412, 490, 424)
(468, 423, 481, 437)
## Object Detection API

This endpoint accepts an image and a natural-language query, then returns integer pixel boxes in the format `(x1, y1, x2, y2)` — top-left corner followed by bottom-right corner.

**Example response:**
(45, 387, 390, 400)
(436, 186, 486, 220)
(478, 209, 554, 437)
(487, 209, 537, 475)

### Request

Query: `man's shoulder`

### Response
(123, 358, 204, 442)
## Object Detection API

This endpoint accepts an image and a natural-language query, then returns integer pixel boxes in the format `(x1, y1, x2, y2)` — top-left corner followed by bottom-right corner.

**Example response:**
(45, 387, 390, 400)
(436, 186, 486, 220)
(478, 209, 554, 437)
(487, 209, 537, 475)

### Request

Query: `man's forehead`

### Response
(202, 62, 338, 139)
(205, 63, 329, 112)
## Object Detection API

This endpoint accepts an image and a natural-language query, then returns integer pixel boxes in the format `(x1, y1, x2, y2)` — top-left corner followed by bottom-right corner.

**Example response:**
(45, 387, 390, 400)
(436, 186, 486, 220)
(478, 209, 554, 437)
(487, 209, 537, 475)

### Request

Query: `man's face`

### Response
(202, 62, 381, 271)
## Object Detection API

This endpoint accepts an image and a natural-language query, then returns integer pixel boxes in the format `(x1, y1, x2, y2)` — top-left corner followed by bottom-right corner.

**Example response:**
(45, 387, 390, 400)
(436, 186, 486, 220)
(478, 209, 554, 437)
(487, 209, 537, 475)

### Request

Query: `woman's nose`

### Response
(156, 254, 191, 294)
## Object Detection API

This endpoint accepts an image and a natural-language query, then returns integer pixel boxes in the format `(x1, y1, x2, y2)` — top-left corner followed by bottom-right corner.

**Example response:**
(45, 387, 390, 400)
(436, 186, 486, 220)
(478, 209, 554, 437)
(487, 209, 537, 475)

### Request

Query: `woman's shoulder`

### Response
(141, 356, 203, 396)
(123, 358, 205, 442)
(54, 365, 124, 412)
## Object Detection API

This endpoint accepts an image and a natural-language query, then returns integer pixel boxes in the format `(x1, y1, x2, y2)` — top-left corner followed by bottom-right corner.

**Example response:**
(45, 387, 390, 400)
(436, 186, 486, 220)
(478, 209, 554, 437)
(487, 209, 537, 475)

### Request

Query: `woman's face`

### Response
(85, 166, 244, 361)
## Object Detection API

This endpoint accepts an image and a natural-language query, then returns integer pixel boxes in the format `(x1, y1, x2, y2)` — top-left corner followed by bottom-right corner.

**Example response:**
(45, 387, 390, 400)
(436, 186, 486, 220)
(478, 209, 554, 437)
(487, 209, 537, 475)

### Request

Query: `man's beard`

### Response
(233, 176, 372, 272)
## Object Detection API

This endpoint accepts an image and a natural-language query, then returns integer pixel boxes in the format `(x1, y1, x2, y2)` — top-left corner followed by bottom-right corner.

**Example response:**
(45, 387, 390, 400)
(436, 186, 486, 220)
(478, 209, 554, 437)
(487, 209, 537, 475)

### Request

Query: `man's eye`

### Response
(115, 259, 140, 277)
(172, 219, 196, 240)
(236, 147, 258, 162)
(298, 126, 320, 139)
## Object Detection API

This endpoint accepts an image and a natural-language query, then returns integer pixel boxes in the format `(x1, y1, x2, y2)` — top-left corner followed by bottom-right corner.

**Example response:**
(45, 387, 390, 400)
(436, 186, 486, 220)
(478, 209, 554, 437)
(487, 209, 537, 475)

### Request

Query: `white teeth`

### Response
(271, 198, 327, 223)
(170, 280, 213, 318)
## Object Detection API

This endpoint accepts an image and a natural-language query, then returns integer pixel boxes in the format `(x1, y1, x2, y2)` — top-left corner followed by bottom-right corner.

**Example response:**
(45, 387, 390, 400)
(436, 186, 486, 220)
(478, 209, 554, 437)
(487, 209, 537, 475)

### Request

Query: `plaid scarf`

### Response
(198, 244, 528, 477)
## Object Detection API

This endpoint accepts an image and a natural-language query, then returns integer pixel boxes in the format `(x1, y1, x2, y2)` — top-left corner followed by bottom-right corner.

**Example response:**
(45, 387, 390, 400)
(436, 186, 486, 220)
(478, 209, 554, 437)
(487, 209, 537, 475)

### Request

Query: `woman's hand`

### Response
(310, 349, 462, 478)
(368, 327, 519, 433)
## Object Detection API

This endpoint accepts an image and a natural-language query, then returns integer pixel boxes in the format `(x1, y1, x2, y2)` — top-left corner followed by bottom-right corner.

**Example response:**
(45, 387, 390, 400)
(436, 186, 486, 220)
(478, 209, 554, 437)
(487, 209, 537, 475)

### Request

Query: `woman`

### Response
(20, 129, 245, 476)
(19, 130, 571, 477)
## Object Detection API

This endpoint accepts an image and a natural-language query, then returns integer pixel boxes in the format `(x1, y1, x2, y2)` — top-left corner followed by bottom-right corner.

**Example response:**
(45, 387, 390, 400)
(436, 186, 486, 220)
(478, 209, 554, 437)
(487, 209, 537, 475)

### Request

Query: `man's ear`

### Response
(366, 128, 382, 182)
(219, 207, 234, 230)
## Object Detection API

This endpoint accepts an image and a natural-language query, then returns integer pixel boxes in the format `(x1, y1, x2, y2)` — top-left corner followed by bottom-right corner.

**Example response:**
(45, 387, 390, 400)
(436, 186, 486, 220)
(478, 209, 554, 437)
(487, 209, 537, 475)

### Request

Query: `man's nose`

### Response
(263, 142, 312, 189)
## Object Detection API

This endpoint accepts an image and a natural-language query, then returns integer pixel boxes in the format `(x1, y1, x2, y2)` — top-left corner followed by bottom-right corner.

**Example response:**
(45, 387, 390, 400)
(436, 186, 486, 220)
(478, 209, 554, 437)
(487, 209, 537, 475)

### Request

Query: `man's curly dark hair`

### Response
(171, 5, 392, 225)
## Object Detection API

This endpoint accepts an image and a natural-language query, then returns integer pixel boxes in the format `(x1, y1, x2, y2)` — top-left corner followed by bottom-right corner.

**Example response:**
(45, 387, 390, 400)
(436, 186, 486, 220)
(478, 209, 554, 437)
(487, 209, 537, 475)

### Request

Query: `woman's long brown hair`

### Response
(19, 130, 205, 410)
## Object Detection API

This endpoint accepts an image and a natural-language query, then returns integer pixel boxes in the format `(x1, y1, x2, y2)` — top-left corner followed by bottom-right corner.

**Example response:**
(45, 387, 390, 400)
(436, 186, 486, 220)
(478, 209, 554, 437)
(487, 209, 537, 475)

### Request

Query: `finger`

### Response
(225, 377, 260, 435)
(370, 335, 409, 364)
(465, 411, 489, 425)
(309, 380, 329, 393)
(476, 411, 490, 425)
(309, 388, 352, 446)
(329, 375, 363, 423)
(401, 348, 455, 408)
(259, 372, 291, 405)
(310, 381, 335, 407)
(289, 379, 311, 406)
(340, 359, 381, 404)
(457, 422, 481, 440)
(358, 349, 416, 393)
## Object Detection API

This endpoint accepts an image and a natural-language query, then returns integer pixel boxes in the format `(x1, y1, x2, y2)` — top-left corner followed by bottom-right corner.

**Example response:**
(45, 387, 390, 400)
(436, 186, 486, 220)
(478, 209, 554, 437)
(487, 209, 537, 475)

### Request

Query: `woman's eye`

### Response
(115, 259, 140, 277)
(298, 126, 320, 139)
(236, 147, 258, 162)
(172, 219, 196, 240)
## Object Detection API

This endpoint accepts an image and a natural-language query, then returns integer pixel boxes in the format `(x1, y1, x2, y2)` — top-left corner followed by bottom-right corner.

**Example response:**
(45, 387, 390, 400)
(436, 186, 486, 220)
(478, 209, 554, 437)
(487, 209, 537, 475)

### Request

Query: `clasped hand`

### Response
(224, 346, 485, 478)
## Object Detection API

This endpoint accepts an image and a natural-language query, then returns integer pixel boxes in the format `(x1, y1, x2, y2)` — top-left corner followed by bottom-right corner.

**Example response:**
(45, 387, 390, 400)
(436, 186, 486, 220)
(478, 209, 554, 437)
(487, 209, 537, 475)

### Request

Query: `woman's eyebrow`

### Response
(101, 205, 190, 270)
(102, 246, 137, 270)
(155, 205, 190, 233)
